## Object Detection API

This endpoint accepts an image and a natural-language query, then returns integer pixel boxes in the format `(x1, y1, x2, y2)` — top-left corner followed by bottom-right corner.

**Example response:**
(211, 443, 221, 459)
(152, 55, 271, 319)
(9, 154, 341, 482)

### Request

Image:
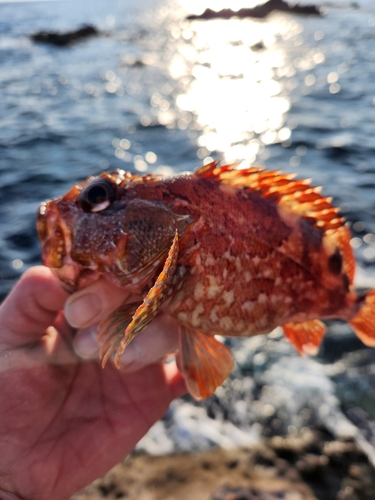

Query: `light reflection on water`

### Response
(160, 5, 328, 166)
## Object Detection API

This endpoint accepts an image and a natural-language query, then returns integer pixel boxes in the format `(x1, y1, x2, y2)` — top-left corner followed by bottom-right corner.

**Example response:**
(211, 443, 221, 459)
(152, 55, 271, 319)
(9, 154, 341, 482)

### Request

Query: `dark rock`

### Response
(251, 41, 266, 51)
(70, 431, 375, 500)
(209, 485, 287, 500)
(31, 24, 99, 47)
(187, 0, 321, 20)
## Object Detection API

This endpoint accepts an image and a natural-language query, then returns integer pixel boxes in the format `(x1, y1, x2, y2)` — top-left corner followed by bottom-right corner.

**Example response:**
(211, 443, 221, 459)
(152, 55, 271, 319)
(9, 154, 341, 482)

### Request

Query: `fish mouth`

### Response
(37, 199, 125, 293)
(37, 200, 69, 269)
(37, 200, 97, 292)
(55, 266, 101, 293)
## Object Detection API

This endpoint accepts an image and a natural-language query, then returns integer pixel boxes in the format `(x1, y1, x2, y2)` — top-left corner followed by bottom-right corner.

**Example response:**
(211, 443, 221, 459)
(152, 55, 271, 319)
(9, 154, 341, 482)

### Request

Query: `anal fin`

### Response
(349, 289, 375, 347)
(179, 328, 234, 400)
(98, 230, 179, 368)
(282, 319, 326, 356)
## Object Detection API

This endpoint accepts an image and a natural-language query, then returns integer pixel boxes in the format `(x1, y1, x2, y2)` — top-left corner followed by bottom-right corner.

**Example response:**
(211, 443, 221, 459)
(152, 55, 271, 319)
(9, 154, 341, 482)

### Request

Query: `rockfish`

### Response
(37, 162, 375, 399)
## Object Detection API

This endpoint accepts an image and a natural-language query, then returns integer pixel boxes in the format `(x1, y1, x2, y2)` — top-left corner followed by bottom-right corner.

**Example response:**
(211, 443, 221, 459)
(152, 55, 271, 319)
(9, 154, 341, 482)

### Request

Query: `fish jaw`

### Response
(38, 199, 70, 269)
(37, 197, 132, 292)
(37, 199, 101, 291)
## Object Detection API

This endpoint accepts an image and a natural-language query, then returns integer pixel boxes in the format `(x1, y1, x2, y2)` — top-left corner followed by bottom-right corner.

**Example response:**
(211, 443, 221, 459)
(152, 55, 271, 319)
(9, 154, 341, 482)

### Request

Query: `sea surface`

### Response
(1, 0, 375, 461)
(1, 0, 375, 295)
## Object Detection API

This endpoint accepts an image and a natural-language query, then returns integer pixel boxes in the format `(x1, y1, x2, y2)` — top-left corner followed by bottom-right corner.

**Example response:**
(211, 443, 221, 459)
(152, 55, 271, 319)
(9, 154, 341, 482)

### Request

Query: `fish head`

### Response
(37, 170, 191, 291)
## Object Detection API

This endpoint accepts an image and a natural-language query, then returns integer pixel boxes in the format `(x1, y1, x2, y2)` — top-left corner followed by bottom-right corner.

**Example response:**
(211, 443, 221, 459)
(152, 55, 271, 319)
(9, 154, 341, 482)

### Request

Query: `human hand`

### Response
(0, 266, 185, 500)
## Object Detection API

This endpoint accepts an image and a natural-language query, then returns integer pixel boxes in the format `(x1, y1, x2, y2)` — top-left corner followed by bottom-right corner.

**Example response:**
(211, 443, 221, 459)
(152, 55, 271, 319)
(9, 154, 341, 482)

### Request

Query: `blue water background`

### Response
(0, 0, 375, 298)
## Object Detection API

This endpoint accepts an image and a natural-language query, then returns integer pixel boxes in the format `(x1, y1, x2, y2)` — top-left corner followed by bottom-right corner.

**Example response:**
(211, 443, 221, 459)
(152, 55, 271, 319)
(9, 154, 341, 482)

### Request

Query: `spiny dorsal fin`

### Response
(195, 162, 344, 232)
(195, 161, 264, 181)
(103, 170, 162, 189)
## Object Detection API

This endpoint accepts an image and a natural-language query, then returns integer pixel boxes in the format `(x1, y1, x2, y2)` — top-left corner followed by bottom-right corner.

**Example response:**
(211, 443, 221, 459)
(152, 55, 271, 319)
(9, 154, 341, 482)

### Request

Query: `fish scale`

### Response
(38, 161, 375, 400)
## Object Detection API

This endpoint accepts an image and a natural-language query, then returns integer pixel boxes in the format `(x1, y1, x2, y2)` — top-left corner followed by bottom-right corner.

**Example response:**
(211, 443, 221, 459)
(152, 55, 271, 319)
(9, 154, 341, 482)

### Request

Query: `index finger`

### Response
(0, 266, 69, 347)
(64, 277, 133, 329)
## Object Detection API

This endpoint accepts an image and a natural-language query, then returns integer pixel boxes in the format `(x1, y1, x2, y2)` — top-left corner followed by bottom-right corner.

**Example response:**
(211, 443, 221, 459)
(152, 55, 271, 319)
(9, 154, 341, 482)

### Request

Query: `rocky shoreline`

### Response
(186, 0, 321, 20)
(31, 24, 99, 46)
(71, 428, 375, 500)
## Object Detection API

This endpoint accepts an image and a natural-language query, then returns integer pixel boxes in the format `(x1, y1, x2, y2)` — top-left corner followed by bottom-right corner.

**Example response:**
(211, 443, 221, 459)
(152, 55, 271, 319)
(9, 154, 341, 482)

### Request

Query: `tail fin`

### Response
(349, 289, 375, 347)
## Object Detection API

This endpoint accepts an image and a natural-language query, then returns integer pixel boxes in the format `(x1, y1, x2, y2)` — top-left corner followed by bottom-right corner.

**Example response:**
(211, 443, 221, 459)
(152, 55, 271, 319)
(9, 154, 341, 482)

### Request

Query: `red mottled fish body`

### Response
(160, 175, 353, 334)
(37, 163, 375, 399)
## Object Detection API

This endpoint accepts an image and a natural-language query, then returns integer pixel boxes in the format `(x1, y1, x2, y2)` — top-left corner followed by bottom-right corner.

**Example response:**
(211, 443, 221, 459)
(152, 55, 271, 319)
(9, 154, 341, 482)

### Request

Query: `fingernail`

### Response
(119, 342, 140, 371)
(65, 293, 102, 328)
(74, 327, 99, 359)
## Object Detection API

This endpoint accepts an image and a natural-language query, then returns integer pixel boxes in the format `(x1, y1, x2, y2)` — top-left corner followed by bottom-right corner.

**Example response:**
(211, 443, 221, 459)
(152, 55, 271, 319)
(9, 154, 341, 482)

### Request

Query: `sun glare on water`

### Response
(165, 1, 303, 164)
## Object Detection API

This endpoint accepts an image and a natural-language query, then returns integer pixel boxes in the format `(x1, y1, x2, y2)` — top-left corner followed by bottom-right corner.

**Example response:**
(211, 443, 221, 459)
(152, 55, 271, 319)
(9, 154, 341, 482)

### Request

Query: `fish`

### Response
(37, 161, 375, 400)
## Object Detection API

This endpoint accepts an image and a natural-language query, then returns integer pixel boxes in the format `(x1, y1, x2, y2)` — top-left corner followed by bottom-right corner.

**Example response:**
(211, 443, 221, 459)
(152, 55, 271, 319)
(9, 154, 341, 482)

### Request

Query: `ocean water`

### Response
(1, 0, 375, 460)
(1, 0, 375, 297)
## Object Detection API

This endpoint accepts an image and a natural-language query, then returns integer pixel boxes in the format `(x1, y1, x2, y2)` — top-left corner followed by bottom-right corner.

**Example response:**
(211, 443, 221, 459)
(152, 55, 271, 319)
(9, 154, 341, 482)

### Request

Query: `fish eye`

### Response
(79, 179, 116, 213)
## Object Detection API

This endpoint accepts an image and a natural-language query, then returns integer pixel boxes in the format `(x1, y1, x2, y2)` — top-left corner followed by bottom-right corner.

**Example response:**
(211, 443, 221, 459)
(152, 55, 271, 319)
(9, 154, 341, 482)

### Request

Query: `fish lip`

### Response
(54, 262, 81, 292)
(54, 265, 101, 292)
(37, 199, 74, 272)
(37, 201, 50, 245)
(56, 277, 76, 293)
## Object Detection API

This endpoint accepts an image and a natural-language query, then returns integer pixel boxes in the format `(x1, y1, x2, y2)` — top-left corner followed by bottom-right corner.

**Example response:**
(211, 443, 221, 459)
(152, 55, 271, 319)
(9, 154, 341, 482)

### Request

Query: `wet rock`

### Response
(209, 485, 300, 499)
(251, 41, 266, 51)
(131, 330, 375, 465)
(71, 430, 375, 500)
(31, 24, 99, 47)
(187, 0, 321, 20)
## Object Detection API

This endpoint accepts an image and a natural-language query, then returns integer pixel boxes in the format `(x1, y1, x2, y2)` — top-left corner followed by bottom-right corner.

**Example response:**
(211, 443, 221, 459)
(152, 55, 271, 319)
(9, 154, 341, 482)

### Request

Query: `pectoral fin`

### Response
(98, 302, 140, 367)
(98, 230, 179, 368)
(282, 319, 326, 356)
(179, 327, 234, 400)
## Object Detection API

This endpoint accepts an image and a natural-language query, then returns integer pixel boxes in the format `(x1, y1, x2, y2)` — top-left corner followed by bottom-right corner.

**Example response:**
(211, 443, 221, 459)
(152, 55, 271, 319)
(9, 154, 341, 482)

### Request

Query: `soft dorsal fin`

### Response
(195, 162, 345, 231)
